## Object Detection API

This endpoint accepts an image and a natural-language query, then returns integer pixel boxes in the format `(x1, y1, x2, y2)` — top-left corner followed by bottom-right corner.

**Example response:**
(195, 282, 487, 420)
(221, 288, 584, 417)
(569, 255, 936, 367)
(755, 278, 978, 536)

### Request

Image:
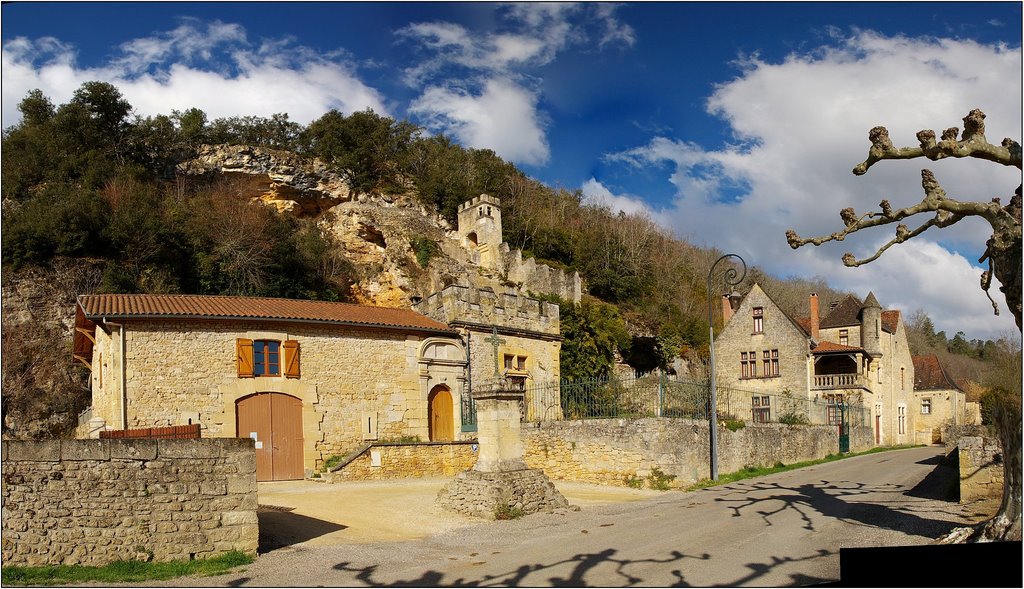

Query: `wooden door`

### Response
(428, 386, 454, 442)
(237, 392, 304, 481)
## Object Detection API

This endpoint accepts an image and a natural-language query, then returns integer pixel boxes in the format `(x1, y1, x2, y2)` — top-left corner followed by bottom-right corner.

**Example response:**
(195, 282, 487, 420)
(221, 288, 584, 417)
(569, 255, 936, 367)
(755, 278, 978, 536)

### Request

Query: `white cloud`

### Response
(409, 77, 549, 165)
(399, 3, 634, 165)
(1, 21, 388, 127)
(581, 178, 657, 218)
(613, 30, 1021, 339)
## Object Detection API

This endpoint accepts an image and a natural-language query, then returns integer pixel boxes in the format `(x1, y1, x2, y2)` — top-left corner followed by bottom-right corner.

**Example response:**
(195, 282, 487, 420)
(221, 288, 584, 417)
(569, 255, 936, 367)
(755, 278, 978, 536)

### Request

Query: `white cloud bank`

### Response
(1, 19, 388, 126)
(399, 4, 634, 166)
(611, 31, 1021, 340)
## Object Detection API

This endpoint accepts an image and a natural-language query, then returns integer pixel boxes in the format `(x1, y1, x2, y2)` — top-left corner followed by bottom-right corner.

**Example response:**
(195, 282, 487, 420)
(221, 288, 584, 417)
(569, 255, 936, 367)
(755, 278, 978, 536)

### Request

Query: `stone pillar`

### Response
(472, 382, 528, 473)
(436, 378, 571, 519)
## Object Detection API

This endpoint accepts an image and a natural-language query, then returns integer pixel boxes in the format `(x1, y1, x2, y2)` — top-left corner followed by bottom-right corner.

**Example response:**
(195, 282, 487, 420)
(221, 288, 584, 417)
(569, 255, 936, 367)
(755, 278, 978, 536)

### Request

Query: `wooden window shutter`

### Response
(237, 338, 254, 378)
(284, 340, 300, 379)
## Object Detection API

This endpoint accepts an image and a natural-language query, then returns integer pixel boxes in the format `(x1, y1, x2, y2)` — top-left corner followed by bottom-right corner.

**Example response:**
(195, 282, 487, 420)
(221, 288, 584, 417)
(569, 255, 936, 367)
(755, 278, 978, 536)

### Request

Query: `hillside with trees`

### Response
(2, 82, 1018, 439)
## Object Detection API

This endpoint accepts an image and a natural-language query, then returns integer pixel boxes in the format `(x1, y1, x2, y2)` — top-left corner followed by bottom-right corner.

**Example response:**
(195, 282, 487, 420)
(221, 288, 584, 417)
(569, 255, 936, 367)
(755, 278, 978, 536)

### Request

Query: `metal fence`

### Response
(521, 373, 870, 427)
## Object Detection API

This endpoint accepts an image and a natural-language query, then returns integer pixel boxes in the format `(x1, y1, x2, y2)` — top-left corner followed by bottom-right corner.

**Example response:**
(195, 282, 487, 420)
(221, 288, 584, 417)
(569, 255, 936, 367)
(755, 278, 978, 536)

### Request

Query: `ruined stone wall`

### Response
(957, 435, 1004, 502)
(1, 438, 257, 567)
(327, 442, 477, 482)
(502, 250, 582, 304)
(522, 418, 870, 488)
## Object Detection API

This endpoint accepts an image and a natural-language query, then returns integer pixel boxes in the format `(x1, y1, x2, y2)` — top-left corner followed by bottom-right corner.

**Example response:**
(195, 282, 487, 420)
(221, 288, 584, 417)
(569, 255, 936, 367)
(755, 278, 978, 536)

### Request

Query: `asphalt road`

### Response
(160, 446, 995, 587)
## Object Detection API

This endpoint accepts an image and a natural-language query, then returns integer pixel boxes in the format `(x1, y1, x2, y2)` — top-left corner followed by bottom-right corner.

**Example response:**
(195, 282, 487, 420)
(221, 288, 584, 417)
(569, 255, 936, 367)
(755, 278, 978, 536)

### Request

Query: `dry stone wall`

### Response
(327, 442, 477, 482)
(1, 438, 257, 567)
(957, 435, 1004, 503)
(522, 418, 871, 487)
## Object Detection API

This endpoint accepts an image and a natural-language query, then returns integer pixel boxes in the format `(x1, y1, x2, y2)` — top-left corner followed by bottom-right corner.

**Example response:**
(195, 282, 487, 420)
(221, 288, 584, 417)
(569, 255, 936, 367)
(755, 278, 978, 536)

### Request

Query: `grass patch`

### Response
(1, 550, 253, 586)
(685, 445, 923, 491)
(494, 503, 526, 520)
(646, 467, 677, 491)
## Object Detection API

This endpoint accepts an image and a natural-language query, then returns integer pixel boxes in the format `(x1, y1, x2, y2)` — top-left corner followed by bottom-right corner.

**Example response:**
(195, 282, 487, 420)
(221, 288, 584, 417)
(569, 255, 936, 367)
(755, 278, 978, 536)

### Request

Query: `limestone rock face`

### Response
(178, 144, 358, 216)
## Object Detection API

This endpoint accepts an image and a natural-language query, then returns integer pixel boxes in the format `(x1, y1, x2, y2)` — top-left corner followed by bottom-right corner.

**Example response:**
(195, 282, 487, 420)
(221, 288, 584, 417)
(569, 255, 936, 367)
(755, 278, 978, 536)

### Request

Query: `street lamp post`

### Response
(706, 253, 747, 481)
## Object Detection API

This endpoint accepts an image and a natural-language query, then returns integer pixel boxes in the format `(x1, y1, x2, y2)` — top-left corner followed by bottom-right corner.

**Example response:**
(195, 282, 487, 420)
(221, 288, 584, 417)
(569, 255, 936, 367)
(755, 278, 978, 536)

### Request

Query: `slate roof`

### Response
(913, 354, 963, 392)
(819, 295, 863, 329)
(819, 294, 900, 334)
(77, 294, 454, 333)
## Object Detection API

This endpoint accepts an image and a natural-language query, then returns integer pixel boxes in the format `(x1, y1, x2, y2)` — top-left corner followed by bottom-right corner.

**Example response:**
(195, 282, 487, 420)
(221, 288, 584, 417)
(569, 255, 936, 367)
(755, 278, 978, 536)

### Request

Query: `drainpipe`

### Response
(106, 320, 128, 430)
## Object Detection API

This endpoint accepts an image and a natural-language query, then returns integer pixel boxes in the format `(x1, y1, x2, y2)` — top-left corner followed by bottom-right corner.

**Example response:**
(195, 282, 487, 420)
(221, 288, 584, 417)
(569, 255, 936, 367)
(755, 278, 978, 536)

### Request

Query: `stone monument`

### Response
(436, 378, 570, 519)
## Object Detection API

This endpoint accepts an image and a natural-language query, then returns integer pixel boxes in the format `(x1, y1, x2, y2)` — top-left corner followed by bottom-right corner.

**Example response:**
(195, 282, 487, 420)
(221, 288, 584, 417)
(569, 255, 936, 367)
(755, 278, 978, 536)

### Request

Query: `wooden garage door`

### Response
(236, 393, 304, 481)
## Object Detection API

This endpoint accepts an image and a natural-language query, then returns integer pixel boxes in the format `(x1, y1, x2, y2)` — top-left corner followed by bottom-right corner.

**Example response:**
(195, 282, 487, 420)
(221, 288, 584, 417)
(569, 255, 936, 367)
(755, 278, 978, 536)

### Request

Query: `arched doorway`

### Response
(236, 392, 304, 481)
(428, 385, 454, 442)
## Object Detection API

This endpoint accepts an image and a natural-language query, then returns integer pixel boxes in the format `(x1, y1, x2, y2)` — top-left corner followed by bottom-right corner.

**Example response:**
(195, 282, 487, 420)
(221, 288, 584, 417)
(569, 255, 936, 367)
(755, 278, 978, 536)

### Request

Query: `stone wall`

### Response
(327, 442, 477, 482)
(521, 418, 869, 488)
(1, 438, 257, 567)
(957, 435, 1004, 503)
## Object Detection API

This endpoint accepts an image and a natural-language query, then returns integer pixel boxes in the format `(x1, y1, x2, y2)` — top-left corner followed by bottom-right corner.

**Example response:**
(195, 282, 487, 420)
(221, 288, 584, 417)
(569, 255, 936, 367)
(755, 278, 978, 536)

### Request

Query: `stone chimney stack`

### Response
(809, 293, 820, 341)
(722, 293, 736, 325)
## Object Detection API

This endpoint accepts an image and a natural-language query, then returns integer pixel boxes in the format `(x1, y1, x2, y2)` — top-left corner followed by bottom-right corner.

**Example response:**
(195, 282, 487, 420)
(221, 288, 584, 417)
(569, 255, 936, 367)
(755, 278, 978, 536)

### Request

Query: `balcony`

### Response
(811, 373, 865, 390)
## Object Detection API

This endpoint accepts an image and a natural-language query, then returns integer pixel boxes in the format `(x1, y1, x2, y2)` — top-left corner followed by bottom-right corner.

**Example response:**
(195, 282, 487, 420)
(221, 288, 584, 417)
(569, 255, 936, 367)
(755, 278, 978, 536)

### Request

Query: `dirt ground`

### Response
(256, 478, 665, 550)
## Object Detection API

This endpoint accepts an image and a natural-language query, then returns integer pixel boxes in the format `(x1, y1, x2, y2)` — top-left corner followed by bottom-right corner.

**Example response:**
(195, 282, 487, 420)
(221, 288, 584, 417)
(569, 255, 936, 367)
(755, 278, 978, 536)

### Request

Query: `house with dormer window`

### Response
(714, 283, 915, 446)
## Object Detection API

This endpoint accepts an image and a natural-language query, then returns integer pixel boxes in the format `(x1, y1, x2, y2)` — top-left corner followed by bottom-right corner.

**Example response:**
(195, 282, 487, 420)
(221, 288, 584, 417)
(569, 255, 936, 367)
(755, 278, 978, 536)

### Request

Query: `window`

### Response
(237, 338, 300, 378)
(771, 350, 779, 377)
(825, 394, 844, 426)
(254, 340, 280, 376)
(741, 352, 751, 378)
(898, 405, 906, 435)
(921, 399, 932, 414)
(749, 350, 757, 377)
(839, 329, 848, 346)
(503, 354, 527, 372)
(762, 350, 770, 376)
(901, 367, 905, 390)
(761, 350, 780, 377)
(752, 307, 764, 333)
(752, 396, 771, 423)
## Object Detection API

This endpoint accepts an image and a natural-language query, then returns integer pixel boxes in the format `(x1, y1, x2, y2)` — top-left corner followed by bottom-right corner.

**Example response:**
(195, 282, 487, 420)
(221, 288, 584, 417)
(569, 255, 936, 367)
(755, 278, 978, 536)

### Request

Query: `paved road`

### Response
(164, 446, 993, 587)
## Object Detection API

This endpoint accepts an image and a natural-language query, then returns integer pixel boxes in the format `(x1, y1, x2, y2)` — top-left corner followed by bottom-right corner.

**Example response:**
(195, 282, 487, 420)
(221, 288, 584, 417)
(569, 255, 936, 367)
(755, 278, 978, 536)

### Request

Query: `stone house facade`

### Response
(912, 354, 979, 443)
(714, 284, 915, 446)
(415, 285, 563, 425)
(73, 293, 558, 481)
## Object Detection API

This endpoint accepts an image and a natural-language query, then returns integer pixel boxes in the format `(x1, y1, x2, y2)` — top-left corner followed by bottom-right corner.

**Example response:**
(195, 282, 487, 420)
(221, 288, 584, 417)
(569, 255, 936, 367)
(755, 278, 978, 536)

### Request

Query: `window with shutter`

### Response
(284, 340, 300, 378)
(237, 338, 254, 378)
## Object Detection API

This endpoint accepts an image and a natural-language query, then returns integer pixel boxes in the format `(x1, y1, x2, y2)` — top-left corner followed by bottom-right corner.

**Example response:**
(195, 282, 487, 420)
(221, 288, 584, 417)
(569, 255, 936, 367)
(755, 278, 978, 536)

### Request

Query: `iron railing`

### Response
(519, 373, 870, 427)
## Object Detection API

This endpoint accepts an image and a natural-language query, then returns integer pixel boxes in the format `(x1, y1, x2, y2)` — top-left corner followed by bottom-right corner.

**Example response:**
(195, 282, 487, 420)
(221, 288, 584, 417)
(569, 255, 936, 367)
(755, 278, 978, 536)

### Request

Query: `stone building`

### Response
(415, 285, 563, 424)
(912, 354, 979, 443)
(714, 284, 915, 446)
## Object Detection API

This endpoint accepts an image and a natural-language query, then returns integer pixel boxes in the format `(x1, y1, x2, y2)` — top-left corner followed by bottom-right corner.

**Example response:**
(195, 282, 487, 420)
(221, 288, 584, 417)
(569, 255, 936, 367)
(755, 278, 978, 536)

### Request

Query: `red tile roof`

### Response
(913, 354, 962, 391)
(881, 310, 900, 334)
(77, 294, 455, 334)
(812, 341, 865, 354)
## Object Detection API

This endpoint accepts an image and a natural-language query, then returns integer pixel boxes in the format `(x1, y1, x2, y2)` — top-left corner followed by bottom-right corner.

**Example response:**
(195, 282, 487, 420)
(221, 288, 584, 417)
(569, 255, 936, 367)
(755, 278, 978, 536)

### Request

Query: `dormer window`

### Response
(752, 307, 763, 334)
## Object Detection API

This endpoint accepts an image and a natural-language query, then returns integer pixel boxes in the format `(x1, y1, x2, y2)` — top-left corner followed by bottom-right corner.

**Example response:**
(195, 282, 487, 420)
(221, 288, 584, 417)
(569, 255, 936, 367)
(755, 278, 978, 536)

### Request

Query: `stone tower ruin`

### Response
(457, 194, 503, 270)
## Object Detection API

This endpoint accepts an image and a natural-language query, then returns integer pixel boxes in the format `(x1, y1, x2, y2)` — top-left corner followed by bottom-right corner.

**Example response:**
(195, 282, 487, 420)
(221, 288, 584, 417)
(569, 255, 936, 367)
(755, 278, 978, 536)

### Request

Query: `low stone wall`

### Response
(957, 435, 1004, 503)
(327, 441, 477, 482)
(523, 418, 870, 488)
(1, 438, 257, 567)
(943, 424, 989, 460)
(436, 469, 570, 519)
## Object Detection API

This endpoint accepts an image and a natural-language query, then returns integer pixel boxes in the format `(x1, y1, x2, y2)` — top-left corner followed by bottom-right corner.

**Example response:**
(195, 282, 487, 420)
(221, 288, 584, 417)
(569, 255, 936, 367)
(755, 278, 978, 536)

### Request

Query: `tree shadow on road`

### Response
(332, 547, 710, 587)
(714, 476, 964, 539)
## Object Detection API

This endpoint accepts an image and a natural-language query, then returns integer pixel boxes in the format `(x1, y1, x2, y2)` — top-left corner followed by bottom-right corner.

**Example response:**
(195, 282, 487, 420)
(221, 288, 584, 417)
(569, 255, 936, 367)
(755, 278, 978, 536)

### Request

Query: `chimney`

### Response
(809, 293, 820, 341)
(722, 293, 736, 325)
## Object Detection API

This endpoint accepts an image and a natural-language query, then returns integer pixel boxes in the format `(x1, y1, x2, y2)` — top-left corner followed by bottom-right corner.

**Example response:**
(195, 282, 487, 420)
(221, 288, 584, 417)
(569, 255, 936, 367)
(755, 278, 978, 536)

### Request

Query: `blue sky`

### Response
(2, 2, 1021, 340)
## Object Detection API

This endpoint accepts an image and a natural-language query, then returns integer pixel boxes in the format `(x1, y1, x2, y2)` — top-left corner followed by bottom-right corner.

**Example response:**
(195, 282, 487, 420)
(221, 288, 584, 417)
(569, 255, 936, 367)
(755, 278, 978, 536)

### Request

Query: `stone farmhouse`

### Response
(911, 354, 979, 444)
(73, 289, 561, 482)
(714, 284, 915, 446)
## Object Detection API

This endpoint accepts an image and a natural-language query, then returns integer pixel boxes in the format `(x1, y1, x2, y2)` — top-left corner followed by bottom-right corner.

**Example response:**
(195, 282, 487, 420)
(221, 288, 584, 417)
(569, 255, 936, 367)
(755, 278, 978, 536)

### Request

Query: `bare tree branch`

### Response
(853, 109, 1022, 175)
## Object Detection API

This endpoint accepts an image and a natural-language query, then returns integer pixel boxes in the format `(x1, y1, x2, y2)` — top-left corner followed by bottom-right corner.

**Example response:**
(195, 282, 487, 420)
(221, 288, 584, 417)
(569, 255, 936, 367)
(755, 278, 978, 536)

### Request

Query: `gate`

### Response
(236, 392, 304, 481)
(838, 401, 851, 453)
